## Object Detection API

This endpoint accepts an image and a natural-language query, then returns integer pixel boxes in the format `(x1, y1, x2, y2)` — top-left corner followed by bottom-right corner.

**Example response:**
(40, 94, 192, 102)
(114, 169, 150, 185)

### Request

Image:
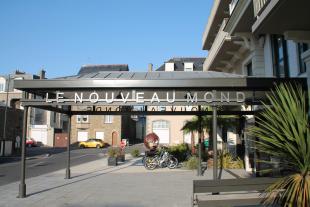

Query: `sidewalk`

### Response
(0, 155, 250, 207)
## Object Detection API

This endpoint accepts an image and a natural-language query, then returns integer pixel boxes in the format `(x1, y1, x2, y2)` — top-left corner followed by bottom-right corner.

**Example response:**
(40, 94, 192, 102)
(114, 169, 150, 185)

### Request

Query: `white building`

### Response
(202, 0, 310, 172)
(146, 58, 205, 146)
(0, 70, 67, 150)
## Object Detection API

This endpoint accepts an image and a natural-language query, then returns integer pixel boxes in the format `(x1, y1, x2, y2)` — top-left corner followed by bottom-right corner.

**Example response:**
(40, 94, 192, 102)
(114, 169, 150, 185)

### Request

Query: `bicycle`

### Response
(144, 148, 178, 170)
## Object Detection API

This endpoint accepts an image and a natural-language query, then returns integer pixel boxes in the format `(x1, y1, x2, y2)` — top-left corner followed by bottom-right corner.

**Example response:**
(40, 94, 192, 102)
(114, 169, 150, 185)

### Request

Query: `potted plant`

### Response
(107, 147, 119, 166)
(118, 148, 125, 162)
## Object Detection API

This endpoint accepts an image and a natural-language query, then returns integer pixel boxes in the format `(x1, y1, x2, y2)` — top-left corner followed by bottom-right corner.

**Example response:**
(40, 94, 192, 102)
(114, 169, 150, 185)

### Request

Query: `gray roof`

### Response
(78, 64, 129, 75)
(56, 71, 243, 80)
(13, 71, 307, 92)
(156, 57, 205, 71)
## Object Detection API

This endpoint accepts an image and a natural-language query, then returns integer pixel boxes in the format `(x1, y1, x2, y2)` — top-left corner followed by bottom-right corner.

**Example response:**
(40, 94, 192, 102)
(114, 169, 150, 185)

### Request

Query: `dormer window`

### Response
(184, 62, 194, 72)
(165, 63, 175, 71)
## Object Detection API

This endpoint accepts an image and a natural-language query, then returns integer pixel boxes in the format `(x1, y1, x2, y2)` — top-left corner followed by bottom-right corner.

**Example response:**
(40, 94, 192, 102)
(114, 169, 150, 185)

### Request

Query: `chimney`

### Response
(148, 63, 153, 72)
(39, 69, 46, 79)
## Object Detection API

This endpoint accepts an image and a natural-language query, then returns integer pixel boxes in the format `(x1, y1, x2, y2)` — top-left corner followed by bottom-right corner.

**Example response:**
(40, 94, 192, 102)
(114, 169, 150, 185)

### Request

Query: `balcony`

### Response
(252, 0, 310, 34)
(253, 0, 270, 17)
(202, 0, 231, 50)
(229, 0, 239, 15)
(203, 19, 241, 71)
(224, 0, 254, 35)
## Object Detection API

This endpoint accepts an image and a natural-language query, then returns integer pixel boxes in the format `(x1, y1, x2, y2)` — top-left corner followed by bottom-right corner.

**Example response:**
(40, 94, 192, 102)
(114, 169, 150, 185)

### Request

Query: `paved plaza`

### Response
(0, 155, 251, 207)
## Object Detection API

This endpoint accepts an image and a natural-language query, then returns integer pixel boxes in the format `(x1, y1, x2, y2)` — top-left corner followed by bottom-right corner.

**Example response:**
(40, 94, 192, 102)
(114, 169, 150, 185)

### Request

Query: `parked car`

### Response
(26, 138, 37, 147)
(79, 139, 105, 148)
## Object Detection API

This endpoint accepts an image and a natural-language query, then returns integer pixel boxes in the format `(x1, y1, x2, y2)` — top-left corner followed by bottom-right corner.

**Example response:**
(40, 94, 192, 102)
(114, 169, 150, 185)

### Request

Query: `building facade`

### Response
(202, 0, 310, 172)
(146, 58, 205, 146)
(0, 70, 66, 154)
(69, 64, 137, 146)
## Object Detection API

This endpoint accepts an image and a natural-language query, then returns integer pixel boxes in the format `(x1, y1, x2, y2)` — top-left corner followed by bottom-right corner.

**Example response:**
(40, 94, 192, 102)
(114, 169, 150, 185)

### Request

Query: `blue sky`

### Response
(0, 0, 211, 78)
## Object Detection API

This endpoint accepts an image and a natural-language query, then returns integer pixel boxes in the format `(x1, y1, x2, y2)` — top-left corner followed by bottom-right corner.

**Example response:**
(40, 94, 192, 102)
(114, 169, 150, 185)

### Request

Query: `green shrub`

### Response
(218, 152, 244, 169)
(185, 156, 199, 170)
(108, 147, 121, 158)
(168, 143, 190, 162)
(130, 148, 140, 157)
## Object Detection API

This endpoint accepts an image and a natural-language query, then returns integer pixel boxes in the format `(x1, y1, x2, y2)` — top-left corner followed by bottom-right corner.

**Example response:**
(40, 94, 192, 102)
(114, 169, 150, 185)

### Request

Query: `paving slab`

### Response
(0, 155, 250, 207)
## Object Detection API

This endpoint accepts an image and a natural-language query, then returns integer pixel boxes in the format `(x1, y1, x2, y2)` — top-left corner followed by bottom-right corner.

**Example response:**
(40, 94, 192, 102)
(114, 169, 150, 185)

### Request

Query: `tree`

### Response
(181, 115, 211, 154)
(250, 83, 310, 207)
(181, 114, 237, 153)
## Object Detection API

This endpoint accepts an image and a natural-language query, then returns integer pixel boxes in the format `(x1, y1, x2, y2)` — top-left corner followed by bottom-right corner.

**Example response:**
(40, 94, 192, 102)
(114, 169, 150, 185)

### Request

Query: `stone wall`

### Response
(70, 115, 122, 146)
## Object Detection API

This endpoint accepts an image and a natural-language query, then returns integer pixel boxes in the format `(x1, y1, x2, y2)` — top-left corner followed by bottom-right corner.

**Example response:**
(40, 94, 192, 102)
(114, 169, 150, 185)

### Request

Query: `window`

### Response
(104, 115, 113, 124)
(0, 83, 4, 92)
(297, 43, 309, 74)
(152, 120, 169, 129)
(184, 62, 194, 72)
(271, 35, 289, 78)
(77, 115, 89, 123)
(95, 132, 104, 140)
(246, 62, 253, 76)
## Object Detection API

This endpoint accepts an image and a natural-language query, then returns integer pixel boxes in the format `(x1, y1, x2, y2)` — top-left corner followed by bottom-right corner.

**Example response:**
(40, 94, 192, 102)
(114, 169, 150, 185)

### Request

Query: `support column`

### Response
(65, 113, 72, 179)
(18, 105, 28, 198)
(197, 108, 202, 176)
(212, 106, 218, 181)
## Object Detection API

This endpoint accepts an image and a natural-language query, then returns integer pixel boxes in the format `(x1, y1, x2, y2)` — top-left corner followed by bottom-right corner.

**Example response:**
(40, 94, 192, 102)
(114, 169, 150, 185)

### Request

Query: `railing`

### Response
(253, 0, 270, 17)
(229, 0, 239, 15)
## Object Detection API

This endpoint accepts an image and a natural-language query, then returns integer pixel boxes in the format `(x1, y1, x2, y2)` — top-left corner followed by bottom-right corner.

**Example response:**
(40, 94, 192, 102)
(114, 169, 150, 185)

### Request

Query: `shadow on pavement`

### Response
(27, 158, 142, 197)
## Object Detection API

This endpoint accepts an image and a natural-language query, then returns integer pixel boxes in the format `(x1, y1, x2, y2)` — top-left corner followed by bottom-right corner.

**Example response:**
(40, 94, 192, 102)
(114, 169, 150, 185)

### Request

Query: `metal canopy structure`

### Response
(14, 71, 307, 198)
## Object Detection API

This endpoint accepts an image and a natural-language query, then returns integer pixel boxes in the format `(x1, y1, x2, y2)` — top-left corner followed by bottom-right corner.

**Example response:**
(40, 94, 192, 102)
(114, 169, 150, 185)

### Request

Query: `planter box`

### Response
(108, 157, 118, 166)
(117, 154, 125, 162)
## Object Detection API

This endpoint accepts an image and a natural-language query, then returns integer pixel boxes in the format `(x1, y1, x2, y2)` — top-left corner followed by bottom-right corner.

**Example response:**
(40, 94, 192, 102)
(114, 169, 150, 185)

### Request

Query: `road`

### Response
(0, 143, 145, 186)
(0, 147, 108, 186)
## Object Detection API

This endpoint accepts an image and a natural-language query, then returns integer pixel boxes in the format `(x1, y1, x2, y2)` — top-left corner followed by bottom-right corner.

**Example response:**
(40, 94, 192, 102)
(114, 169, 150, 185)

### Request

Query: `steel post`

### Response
(18, 104, 28, 198)
(197, 106, 202, 176)
(65, 113, 71, 179)
(212, 106, 217, 180)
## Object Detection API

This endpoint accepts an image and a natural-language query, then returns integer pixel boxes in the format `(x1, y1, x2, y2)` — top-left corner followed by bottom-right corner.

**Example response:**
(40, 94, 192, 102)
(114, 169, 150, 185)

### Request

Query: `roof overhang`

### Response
(252, 0, 310, 35)
(202, 0, 231, 50)
(14, 72, 307, 114)
(204, 38, 241, 71)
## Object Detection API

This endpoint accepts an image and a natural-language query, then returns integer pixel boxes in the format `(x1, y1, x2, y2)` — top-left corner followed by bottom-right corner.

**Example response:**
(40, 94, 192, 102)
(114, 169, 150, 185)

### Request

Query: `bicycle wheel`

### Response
(167, 156, 178, 169)
(144, 156, 157, 170)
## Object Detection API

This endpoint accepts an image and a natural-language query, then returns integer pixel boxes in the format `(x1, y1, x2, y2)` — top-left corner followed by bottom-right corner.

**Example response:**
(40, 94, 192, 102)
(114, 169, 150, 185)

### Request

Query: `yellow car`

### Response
(79, 139, 105, 148)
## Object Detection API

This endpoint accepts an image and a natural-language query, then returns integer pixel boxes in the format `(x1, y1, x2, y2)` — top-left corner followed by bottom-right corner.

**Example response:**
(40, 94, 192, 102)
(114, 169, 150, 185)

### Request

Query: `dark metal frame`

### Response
(15, 76, 307, 198)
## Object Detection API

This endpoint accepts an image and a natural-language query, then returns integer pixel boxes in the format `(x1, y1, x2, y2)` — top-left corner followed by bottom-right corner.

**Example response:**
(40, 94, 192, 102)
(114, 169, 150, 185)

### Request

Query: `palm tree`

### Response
(181, 114, 237, 153)
(250, 83, 310, 207)
(181, 115, 211, 154)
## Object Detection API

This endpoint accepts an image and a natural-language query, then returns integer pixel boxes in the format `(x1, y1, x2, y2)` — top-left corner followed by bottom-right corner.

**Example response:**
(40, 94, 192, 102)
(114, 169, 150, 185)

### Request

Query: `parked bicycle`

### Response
(144, 147, 178, 170)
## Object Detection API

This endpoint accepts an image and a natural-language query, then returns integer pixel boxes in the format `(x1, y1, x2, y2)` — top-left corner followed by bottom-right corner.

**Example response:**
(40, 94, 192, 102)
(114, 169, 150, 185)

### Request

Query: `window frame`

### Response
(271, 35, 289, 78)
(104, 115, 113, 124)
(152, 120, 169, 129)
(297, 43, 308, 74)
(77, 115, 89, 123)
(0, 83, 4, 92)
